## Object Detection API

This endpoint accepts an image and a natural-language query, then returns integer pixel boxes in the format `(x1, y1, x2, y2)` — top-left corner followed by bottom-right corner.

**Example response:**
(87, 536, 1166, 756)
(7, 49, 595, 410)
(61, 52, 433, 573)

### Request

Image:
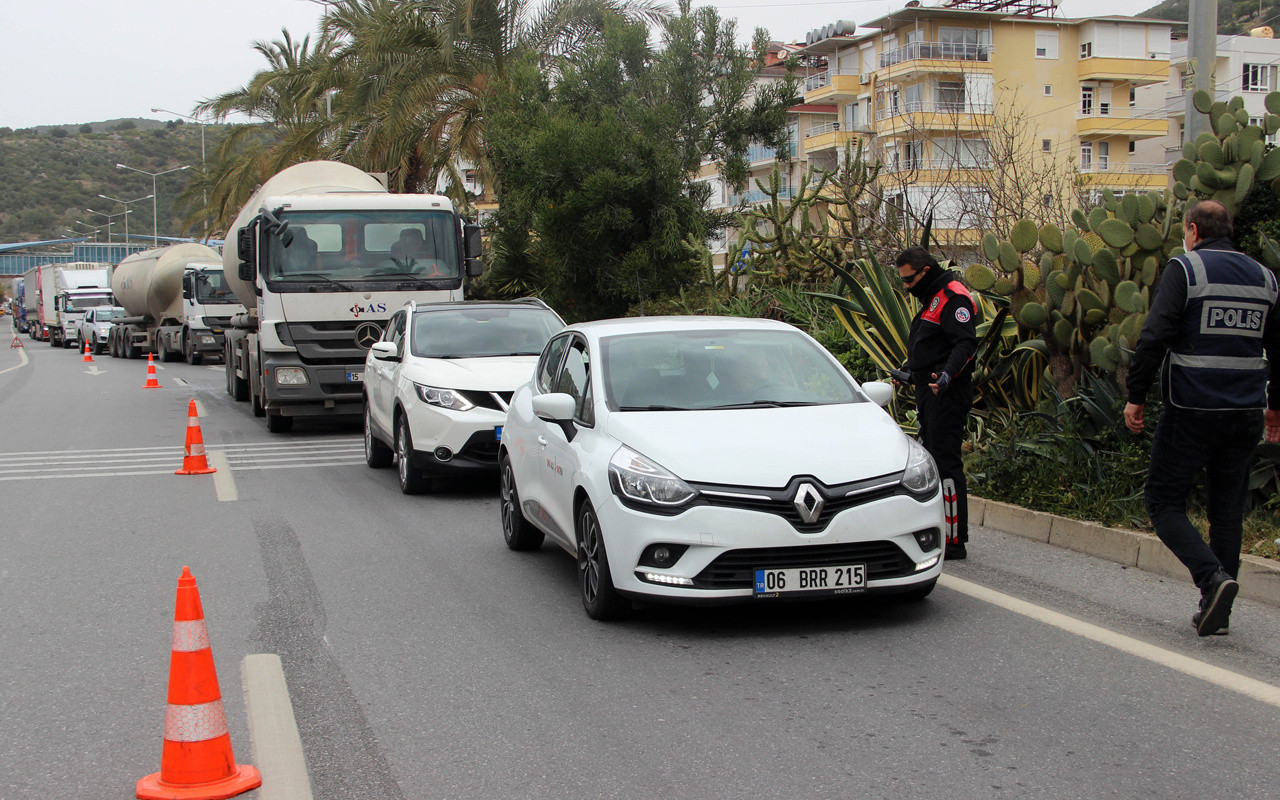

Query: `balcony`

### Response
(802, 69, 863, 103)
(804, 123, 861, 153)
(875, 100, 994, 134)
(1078, 161, 1170, 189)
(730, 187, 797, 205)
(1076, 106, 1168, 139)
(1078, 55, 1169, 86)
(881, 158, 990, 175)
(877, 41, 994, 81)
(746, 142, 794, 164)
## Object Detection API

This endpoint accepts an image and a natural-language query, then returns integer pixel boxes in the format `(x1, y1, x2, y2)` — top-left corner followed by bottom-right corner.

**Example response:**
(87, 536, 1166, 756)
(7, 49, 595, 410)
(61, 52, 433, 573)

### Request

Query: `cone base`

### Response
(136, 764, 261, 800)
(176, 465, 217, 475)
(145, 384, 162, 389)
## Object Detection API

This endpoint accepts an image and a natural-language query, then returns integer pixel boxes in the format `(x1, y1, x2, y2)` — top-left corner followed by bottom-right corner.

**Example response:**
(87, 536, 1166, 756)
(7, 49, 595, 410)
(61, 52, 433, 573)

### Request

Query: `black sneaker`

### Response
(1191, 610, 1230, 635)
(1195, 571, 1239, 637)
(945, 543, 967, 561)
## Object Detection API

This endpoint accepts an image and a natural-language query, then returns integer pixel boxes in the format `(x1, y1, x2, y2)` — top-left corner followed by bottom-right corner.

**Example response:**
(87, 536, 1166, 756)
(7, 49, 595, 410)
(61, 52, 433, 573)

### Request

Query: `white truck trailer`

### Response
(108, 244, 246, 363)
(52, 266, 113, 348)
(21, 263, 110, 345)
(223, 160, 482, 432)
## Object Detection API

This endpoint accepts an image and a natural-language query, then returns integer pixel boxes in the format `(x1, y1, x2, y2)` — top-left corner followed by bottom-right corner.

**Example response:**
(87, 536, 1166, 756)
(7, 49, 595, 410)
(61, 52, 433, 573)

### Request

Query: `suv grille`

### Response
(458, 390, 514, 411)
(693, 541, 915, 589)
(691, 473, 904, 533)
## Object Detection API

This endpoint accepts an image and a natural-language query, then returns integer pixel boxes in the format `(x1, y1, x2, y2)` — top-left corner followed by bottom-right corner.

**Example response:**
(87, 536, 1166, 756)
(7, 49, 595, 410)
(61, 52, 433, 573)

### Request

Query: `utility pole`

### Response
(1186, 0, 1219, 141)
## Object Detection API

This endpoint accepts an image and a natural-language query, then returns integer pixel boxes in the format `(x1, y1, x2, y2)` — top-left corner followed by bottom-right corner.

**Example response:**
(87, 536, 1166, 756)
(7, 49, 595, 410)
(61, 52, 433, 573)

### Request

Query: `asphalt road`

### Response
(2, 322, 1279, 800)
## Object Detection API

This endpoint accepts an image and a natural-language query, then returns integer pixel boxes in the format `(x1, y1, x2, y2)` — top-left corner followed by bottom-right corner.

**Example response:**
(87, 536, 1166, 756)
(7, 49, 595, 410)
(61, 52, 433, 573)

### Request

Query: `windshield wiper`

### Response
(708, 400, 823, 409)
(618, 404, 694, 411)
(286, 273, 356, 291)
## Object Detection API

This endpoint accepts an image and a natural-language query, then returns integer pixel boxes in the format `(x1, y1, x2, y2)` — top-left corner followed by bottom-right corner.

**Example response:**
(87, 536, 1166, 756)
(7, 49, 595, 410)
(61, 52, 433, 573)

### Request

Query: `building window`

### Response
(936, 81, 965, 113)
(1035, 31, 1059, 59)
(1043, 194, 1054, 208)
(1081, 86, 1094, 115)
(1042, 138, 1052, 152)
(1129, 87, 1137, 107)
(1080, 141, 1093, 170)
(1080, 41, 1093, 59)
(1243, 63, 1270, 92)
(1250, 117, 1278, 143)
(1129, 140, 1136, 154)
(1097, 140, 1110, 171)
(1044, 84, 1053, 96)
(1179, 122, 1186, 145)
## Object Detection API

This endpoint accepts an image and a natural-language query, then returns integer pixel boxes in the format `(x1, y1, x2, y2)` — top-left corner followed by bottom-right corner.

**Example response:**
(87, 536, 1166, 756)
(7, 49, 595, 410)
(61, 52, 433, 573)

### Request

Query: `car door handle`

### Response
(537, 436, 548, 446)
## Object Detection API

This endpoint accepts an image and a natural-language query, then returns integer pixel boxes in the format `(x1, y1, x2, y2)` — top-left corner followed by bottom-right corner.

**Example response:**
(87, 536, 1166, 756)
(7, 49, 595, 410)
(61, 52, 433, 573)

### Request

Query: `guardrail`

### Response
(1079, 162, 1169, 175)
(875, 100, 994, 121)
(730, 188, 797, 205)
(881, 158, 990, 174)
(806, 121, 843, 137)
(879, 41, 992, 68)
(1076, 106, 1165, 120)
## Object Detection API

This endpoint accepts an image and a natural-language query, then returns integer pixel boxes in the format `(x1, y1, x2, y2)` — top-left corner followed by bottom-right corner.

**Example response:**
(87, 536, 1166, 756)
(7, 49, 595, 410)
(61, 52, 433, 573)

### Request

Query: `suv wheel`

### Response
(500, 454, 543, 550)
(365, 401, 393, 468)
(395, 416, 431, 494)
(577, 501, 628, 620)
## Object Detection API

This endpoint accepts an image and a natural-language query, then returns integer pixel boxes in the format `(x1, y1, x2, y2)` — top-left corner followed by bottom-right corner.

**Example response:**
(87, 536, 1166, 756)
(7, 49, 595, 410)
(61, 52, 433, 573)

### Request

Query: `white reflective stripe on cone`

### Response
(164, 699, 229, 742)
(188, 416, 200, 427)
(171, 620, 210, 652)
(187, 443, 206, 457)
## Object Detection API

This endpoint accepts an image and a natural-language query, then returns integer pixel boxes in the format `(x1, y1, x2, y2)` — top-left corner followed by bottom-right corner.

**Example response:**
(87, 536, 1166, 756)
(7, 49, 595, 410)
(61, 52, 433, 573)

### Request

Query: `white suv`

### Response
(499, 316, 945, 619)
(363, 300, 565, 493)
(78, 306, 124, 354)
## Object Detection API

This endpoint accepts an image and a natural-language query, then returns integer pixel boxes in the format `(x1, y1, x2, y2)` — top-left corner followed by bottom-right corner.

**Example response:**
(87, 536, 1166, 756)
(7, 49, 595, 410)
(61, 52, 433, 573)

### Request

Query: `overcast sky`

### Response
(1, 0, 1163, 129)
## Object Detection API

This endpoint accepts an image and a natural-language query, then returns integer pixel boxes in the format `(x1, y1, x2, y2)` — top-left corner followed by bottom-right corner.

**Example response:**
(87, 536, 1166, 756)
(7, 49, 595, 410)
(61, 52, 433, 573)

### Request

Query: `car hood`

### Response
(604, 403, 910, 487)
(402, 356, 538, 392)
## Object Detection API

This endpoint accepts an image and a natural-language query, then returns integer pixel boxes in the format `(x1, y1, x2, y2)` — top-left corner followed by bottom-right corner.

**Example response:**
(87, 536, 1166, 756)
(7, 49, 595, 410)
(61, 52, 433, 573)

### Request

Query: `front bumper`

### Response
(594, 490, 945, 604)
(261, 351, 365, 416)
(402, 399, 506, 474)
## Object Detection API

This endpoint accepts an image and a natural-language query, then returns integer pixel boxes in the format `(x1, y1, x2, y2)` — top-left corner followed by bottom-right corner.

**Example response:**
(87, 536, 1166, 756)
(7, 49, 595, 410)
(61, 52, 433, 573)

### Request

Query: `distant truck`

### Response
(108, 243, 246, 363)
(223, 160, 482, 432)
(22, 263, 111, 346)
(9, 279, 25, 333)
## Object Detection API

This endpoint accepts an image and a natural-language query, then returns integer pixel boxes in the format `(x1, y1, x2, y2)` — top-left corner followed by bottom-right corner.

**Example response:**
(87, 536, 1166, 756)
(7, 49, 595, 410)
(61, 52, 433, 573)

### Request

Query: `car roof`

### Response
(566, 315, 797, 338)
(410, 299, 554, 313)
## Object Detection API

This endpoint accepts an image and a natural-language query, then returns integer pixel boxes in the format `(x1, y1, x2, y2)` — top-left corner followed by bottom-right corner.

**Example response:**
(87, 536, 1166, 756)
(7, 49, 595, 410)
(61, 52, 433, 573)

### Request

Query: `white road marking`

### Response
(174, 377, 190, 386)
(85, 365, 105, 375)
(209, 451, 237, 501)
(194, 399, 208, 417)
(242, 654, 314, 800)
(940, 574, 1280, 709)
(1, 325, 30, 375)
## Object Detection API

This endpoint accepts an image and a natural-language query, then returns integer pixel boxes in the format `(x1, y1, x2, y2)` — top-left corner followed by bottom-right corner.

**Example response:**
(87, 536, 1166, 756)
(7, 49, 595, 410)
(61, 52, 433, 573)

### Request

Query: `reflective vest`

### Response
(1164, 248, 1278, 411)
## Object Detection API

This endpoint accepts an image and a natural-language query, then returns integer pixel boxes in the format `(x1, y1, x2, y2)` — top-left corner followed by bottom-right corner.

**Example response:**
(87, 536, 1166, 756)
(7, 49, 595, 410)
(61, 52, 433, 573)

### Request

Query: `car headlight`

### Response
(608, 446, 698, 509)
(275, 367, 310, 386)
(902, 439, 939, 499)
(414, 384, 474, 411)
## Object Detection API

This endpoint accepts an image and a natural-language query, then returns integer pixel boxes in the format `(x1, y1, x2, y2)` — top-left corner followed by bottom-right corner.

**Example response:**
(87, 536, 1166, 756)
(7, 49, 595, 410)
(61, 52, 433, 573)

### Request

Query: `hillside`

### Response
(1140, 0, 1280, 33)
(0, 119, 226, 244)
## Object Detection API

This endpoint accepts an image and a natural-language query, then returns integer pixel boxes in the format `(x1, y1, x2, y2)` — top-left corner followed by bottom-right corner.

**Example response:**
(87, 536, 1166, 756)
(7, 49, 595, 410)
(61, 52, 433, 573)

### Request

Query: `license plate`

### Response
(346, 371, 364, 382)
(495, 425, 503, 442)
(754, 564, 866, 597)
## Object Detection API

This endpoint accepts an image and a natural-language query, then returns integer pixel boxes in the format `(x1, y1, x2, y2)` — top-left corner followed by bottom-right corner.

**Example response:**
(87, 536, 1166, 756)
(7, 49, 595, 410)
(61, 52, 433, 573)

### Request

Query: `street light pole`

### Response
(115, 163, 191, 246)
(86, 208, 131, 246)
(150, 108, 208, 168)
(97, 193, 153, 246)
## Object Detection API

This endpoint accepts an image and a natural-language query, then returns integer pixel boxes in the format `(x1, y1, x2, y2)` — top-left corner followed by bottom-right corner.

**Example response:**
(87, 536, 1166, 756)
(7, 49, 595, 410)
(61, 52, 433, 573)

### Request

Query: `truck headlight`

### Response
(199, 335, 216, 345)
(902, 439, 940, 499)
(414, 384, 474, 411)
(275, 367, 310, 386)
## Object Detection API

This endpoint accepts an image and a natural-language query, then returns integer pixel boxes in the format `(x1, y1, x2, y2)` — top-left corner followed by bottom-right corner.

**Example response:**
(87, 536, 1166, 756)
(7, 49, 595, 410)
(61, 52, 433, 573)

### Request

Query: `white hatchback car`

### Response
(78, 306, 125, 354)
(363, 299, 565, 493)
(499, 316, 946, 619)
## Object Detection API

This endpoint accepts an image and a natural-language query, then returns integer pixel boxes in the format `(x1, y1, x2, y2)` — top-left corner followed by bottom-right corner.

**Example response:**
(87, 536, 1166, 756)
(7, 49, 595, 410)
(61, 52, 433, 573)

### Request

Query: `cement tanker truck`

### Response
(223, 160, 482, 432)
(107, 243, 245, 363)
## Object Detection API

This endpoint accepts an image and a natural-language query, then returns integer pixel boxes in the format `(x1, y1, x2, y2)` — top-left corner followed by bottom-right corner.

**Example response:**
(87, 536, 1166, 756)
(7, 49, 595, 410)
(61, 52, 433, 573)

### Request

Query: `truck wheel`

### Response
(63, 335, 74, 349)
(395, 416, 431, 494)
(49, 330, 59, 347)
(266, 410, 293, 433)
(228, 356, 249, 401)
(156, 339, 170, 362)
(185, 333, 203, 365)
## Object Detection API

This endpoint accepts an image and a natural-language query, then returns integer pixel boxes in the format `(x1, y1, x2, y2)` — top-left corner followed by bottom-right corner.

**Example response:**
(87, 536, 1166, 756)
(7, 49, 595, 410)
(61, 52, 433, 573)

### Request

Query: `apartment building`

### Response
(715, 4, 1175, 254)
(1134, 30, 1280, 168)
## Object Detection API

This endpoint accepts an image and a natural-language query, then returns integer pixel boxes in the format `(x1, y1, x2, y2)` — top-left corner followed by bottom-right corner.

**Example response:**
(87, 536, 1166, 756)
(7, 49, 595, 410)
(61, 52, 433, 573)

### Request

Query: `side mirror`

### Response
(181, 276, 192, 301)
(532, 392, 577, 422)
(236, 223, 257, 283)
(862, 381, 894, 408)
(370, 341, 398, 360)
(464, 224, 484, 277)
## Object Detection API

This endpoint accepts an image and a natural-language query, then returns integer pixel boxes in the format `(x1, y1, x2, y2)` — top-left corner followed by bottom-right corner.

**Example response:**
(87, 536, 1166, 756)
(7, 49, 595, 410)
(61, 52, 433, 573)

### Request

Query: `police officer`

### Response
(897, 247, 978, 559)
(1124, 200, 1280, 636)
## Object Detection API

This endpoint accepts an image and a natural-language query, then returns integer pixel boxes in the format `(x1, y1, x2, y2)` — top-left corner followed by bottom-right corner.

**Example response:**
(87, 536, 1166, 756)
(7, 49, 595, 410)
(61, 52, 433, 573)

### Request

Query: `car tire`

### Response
(500, 454, 543, 551)
(577, 501, 628, 620)
(365, 401, 393, 468)
(395, 416, 431, 494)
(898, 579, 937, 602)
(186, 333, 203, 365)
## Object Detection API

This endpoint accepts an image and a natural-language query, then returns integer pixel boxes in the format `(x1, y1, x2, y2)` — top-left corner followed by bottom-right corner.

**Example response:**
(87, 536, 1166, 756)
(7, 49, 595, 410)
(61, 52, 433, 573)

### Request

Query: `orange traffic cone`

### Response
(136, 567, 261, 800)
(82, 340, 94, 362)
(176, 400, 216, 475)
(144, 352, 162, 389)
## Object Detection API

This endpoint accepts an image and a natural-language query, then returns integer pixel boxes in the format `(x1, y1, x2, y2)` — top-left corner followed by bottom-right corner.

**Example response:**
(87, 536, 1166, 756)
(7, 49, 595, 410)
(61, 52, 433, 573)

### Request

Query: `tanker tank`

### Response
(113, 243, 222, 325)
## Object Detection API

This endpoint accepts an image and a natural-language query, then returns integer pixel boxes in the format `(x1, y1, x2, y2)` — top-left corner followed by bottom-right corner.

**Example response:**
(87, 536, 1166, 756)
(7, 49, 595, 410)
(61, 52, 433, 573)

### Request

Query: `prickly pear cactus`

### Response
(968, 188, 1184, 380)
(1173, 90, 1280, 215)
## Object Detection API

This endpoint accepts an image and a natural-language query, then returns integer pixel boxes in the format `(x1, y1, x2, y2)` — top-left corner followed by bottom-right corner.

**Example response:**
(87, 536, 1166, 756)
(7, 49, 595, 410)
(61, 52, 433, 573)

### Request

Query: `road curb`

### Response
(971, 497, 1280, 608)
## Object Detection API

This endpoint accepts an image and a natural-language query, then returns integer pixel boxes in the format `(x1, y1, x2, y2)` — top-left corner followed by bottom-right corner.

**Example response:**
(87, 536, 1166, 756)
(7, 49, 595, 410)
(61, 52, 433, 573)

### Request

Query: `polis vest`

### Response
(1164, 248, 1278, 410)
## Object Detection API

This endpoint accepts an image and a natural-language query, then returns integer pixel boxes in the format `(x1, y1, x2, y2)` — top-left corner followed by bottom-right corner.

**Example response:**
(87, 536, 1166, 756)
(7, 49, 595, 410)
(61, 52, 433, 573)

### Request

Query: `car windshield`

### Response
(95, 308, 121, 321)
(267, 210, 459, 284)
(193, 271, 237, 304)
(602, 328, 861, 410)
(411, 307, 564, 358)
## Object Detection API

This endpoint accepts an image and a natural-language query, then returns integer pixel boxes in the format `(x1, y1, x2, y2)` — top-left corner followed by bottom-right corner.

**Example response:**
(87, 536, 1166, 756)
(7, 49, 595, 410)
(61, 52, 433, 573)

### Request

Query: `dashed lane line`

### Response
(209, 451, 237, 501)
(242, 654, 314, 800)
(940, 574, 1280, 709)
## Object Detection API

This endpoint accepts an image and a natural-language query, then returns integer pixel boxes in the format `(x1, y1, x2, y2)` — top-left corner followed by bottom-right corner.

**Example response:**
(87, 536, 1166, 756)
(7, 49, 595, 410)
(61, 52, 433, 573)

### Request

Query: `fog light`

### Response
(913, 527, 940, 552)
(275, 367, 310, 386)
(434, 446, 453, 462)
(639, 543, 688, 568)
(915, 554, 941, 572)
(639, 572, 695, 586)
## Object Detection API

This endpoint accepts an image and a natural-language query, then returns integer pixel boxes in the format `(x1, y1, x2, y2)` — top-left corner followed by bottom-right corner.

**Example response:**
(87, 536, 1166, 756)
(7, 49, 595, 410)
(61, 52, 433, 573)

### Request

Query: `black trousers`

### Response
(1144, 406, 1262, 591)
(916, 377, 972, 544)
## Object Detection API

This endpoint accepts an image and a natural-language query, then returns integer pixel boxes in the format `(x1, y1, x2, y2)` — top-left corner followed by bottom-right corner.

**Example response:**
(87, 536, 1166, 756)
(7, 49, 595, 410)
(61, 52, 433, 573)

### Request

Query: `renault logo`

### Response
(354, 322, 383, 349)
(793, 482, 825, 524)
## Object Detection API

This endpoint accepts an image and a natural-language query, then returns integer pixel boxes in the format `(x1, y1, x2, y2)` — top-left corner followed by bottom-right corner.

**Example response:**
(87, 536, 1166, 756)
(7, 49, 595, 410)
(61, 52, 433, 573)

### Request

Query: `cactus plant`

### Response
(1174, 89, 1280, 215)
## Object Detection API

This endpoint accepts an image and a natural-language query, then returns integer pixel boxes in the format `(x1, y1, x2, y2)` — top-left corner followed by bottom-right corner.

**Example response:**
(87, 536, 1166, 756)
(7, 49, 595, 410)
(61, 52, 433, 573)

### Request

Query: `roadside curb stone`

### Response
(973, 497, 1280, 608)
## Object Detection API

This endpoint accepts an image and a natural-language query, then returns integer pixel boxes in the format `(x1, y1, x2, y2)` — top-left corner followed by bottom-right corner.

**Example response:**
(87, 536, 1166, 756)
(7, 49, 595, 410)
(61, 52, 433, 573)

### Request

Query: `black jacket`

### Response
(906, 267, 978, 384)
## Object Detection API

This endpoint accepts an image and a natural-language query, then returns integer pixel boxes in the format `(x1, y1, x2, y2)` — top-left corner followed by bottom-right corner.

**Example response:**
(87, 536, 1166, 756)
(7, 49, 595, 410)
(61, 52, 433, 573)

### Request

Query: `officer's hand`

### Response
(1266, 408, 1280, 443)
(1124, 402, 1145, 434)
(929, 371, 951, 395)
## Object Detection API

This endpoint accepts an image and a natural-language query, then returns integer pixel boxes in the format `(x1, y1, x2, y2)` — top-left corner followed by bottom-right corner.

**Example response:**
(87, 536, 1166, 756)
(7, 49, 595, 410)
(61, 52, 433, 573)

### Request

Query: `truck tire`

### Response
(123, 335, 138, 359)
(49, 330, 59, 347)
(185, 333, 203, 365)
(156, 339, 171, 362)
(252, 390, 265, 417)
(63, 335, 74, 349)
(266, 410, 293, 433)
(227, 351, 249, 401)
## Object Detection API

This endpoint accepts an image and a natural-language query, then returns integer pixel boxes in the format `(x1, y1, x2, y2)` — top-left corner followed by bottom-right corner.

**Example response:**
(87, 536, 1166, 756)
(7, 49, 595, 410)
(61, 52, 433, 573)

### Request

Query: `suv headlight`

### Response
(902, 439, 940, 499)
(414, 384, 474, 411)
(608, 446, 697, 509)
